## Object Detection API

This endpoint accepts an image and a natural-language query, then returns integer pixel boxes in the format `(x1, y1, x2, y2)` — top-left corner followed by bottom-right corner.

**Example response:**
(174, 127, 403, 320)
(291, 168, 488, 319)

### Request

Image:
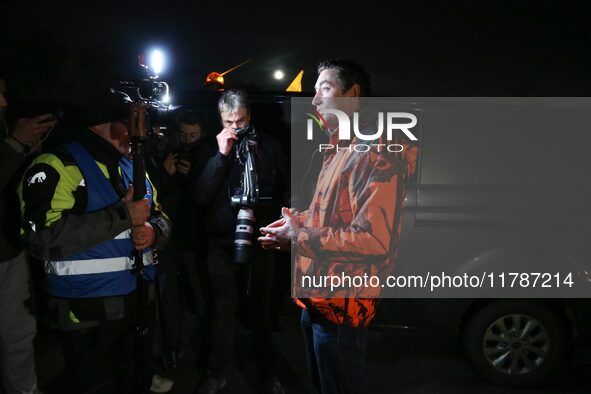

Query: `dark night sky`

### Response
(1, 0, 591, 106)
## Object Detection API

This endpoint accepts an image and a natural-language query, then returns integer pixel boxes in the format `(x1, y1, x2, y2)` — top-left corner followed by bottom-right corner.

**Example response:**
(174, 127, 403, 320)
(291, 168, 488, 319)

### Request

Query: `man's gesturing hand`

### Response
(216, 127, 239, 156)
(123, 185, 150, 226)
(258, 208, 299, 251)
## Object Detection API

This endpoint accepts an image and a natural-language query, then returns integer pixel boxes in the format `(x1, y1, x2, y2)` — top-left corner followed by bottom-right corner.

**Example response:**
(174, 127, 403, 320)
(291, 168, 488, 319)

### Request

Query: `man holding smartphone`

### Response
(163, 111, 206, 177)
(155, 111, 211, 385)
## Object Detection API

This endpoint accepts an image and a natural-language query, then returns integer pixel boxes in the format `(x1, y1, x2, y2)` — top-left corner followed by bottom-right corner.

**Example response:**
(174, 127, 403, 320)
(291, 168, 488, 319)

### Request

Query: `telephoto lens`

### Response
(234, 208, 256, 263)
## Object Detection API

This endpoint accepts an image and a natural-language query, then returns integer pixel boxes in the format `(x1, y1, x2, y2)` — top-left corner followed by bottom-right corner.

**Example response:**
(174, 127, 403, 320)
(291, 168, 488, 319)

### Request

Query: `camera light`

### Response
(150, 50, 165, 75)
(273, 70, 284, 80)
(162, 93, 171, 104)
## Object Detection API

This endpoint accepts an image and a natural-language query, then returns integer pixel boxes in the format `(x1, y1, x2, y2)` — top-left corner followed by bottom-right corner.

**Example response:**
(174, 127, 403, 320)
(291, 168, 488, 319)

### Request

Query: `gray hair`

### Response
(218, 89, 250, 114)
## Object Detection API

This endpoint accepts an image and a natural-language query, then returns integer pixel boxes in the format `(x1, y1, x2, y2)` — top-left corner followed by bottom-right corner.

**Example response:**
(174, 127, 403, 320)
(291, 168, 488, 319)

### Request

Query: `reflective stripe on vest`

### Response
(45, 142, 155, 298)
(45, 251, 153, 275)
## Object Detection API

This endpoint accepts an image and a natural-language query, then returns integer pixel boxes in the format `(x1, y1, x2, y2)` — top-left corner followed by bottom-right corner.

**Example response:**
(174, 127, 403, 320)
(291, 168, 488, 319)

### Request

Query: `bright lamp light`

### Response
(273, 70, 284, 80)
(149, 49, 165, 75)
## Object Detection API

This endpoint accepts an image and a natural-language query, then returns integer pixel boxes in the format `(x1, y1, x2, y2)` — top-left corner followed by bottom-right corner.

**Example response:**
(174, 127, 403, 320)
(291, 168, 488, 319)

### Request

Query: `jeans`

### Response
(300, 309, 368, 394)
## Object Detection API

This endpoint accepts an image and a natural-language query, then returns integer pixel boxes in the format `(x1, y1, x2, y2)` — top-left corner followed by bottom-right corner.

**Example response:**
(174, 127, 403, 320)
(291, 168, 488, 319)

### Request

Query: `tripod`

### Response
(128, 102, 151, 393)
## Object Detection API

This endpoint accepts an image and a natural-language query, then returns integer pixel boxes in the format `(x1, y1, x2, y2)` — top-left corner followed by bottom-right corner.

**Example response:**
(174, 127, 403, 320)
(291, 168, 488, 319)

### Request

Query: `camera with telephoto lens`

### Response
(233, 207, 256, 264)
(230, 124, 271, 264)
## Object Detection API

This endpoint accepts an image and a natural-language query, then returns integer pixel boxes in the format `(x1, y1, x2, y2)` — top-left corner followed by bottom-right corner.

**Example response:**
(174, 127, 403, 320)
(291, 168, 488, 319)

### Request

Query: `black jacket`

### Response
(193, 131, 288, 247)
(147, 137, 212, 253)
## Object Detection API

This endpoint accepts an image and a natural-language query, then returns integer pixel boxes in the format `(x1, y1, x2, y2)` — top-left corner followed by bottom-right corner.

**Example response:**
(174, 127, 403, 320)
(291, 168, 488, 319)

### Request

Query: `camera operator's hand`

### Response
(123, 185, 150, 226)
(216, 127, 239, 156)
(132, 222, 156, 250)
(11, 114, 57, 150)
(176, 159, 191, 175)
(259, 208, 299, 251)
(163, 153, 177, 175)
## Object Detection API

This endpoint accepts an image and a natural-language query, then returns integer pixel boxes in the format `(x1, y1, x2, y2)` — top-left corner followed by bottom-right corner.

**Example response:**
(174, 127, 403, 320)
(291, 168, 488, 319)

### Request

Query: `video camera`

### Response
(115, 51, 178, 136)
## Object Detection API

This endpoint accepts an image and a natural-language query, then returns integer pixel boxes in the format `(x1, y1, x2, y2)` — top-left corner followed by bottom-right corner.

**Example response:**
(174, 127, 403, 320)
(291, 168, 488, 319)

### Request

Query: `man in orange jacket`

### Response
(259, 59, 417, 394)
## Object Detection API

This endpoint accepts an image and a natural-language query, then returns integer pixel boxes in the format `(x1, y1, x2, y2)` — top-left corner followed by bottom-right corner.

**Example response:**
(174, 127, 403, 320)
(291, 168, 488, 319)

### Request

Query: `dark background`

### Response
(3, 2, 591, 392)
(1, 0, 591, 108)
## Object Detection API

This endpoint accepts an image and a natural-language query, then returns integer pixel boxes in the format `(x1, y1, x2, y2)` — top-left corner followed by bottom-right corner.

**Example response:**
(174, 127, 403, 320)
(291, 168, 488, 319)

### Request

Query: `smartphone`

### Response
(39, 111, 63, 143)
(176, 149, 191, 162)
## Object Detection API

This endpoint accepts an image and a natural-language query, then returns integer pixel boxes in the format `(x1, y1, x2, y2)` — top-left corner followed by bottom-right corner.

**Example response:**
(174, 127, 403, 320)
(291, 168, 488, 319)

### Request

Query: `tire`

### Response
(463, 300, 567, 387)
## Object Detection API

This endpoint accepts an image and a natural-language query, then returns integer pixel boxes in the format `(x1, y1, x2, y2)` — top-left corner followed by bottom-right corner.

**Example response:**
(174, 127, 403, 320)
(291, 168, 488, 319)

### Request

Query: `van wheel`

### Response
(463, 300, 566, 387)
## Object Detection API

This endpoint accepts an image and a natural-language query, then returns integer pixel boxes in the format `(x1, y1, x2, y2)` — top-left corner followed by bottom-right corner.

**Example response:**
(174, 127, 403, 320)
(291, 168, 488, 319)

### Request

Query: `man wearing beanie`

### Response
(18, 88, 171, 393)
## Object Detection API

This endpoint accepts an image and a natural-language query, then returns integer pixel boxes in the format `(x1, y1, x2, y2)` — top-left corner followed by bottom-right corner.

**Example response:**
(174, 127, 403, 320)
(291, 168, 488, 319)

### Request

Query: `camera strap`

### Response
(234, 126, 258, 165)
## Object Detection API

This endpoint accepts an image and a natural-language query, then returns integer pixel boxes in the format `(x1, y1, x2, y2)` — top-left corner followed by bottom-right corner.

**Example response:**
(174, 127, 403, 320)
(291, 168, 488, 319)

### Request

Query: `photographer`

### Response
(0, 75, 56, 394)
(18, 87, 171, 393)
(193, 90, 287, 394)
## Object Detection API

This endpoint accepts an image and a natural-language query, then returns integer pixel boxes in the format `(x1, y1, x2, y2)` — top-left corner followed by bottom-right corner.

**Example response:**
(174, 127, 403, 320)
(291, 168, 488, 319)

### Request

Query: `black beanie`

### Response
(76, 88, 131, 127)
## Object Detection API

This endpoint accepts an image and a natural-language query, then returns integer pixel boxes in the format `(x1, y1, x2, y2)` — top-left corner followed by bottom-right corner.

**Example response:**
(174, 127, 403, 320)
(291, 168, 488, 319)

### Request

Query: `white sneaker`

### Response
(150, 374, 174, 393)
